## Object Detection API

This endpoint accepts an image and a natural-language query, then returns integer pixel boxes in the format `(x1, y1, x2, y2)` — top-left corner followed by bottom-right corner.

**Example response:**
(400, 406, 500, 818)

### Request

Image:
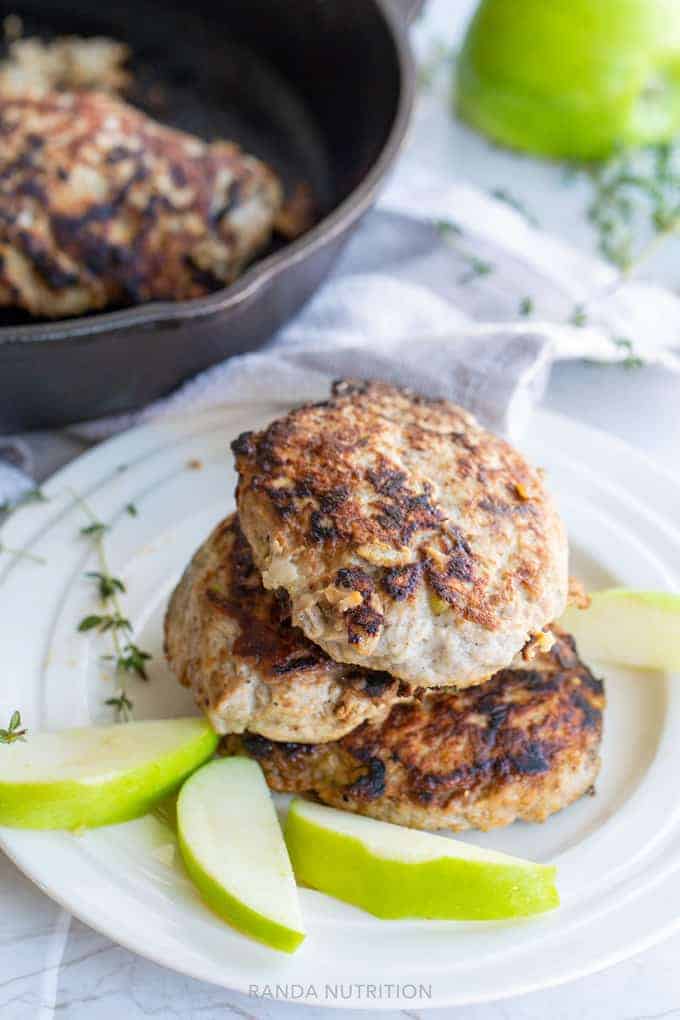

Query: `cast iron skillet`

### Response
(0, 0, 419, 431)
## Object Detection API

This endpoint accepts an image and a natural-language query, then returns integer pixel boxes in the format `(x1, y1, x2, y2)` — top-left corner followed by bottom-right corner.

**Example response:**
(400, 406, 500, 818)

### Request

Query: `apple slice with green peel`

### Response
(177, 758, 305, 953)
(0, 718, 218, 830)
(285, 799, 558, 921)
(561, 589, 680, 671)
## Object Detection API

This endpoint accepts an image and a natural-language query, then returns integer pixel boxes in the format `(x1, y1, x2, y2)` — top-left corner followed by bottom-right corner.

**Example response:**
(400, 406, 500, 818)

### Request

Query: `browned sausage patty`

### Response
(233, 380, 568, 688)
(222, 630, 604, 832)
(165, 515, 409, 743)
(0, 88, 281, 317)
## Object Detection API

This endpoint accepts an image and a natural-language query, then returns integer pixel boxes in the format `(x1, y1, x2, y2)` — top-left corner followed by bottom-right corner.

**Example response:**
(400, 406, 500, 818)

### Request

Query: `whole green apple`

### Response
(456, 0, 680, 159)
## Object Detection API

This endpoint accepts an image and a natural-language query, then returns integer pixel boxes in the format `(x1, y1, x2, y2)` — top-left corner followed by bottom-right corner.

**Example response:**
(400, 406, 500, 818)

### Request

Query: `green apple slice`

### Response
(0, 718, 217, 830)
(285, 799, 558, 921)
(561, 589, 680, 671)
(177, 757, 305, 953)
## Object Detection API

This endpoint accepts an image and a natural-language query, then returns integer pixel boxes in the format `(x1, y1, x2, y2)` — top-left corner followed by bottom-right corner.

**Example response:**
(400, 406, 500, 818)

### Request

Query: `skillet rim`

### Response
(0, 0, 415, 346)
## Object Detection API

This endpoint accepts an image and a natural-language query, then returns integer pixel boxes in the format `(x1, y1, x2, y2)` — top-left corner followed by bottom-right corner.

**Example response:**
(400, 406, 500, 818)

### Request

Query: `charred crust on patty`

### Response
(506, 742, 552, 775)
(242, 733, 316, 763)
(333, 567, 386, 648)
(359, 671, 396, 697)
(165, 514, 409, 743)
(335, 566, 374, 594)
(230, 431, 256, 458)
(346, 603, 385, 646)
(242, 732, 274, 758)
(200, 518, 333, 679)
(344, 756, 386, 800)
(309, 509, 338, 543)
(381, 562, 422, 601)
(224, 630, 604, 830)
(0, 89, 283, 317)
(233, 380, 569, 685)
(271, 654, 321, 676)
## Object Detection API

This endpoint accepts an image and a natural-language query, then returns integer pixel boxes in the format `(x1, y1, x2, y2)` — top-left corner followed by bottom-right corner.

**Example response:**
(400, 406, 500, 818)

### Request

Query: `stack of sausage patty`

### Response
(165, 381, 605, 832)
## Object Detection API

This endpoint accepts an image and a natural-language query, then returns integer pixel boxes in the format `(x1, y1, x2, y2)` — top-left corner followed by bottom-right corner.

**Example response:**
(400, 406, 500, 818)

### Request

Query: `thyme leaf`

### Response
(490, 188, 539, 227)
(78, 612, 131, 634)
(78, 614, 105, 632)
(105, 692, 134, 722)
(80, 521, 109, 537)
(569, 303, 588, 327)
(85, 571, 126, 599)
(458, 257, 493, 285)
(613, 336, 643, 370)
(116, 644, 152, 681)
(0, 709, 26, 743)
(435, 218, 463, 239)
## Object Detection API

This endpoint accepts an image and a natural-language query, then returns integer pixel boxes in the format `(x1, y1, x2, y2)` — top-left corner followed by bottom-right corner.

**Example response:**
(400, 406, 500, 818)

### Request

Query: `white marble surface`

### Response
(4, 1, 680, 1017)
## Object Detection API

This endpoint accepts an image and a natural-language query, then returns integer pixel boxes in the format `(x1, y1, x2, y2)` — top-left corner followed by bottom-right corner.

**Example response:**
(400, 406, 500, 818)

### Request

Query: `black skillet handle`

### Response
(387, 0, 427, 25)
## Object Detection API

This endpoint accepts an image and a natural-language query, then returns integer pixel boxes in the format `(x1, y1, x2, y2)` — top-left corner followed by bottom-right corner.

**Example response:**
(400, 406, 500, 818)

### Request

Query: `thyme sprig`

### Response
(73, 490, 152, 720)
(586, 141, 680, 272)
(0, 710, 26, 744)
(557, 141, 680, 368)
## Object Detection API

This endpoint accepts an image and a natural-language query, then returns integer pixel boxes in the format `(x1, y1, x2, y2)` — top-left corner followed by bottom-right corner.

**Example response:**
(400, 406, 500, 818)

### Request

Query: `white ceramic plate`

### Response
(1, 405, 679, 1010)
